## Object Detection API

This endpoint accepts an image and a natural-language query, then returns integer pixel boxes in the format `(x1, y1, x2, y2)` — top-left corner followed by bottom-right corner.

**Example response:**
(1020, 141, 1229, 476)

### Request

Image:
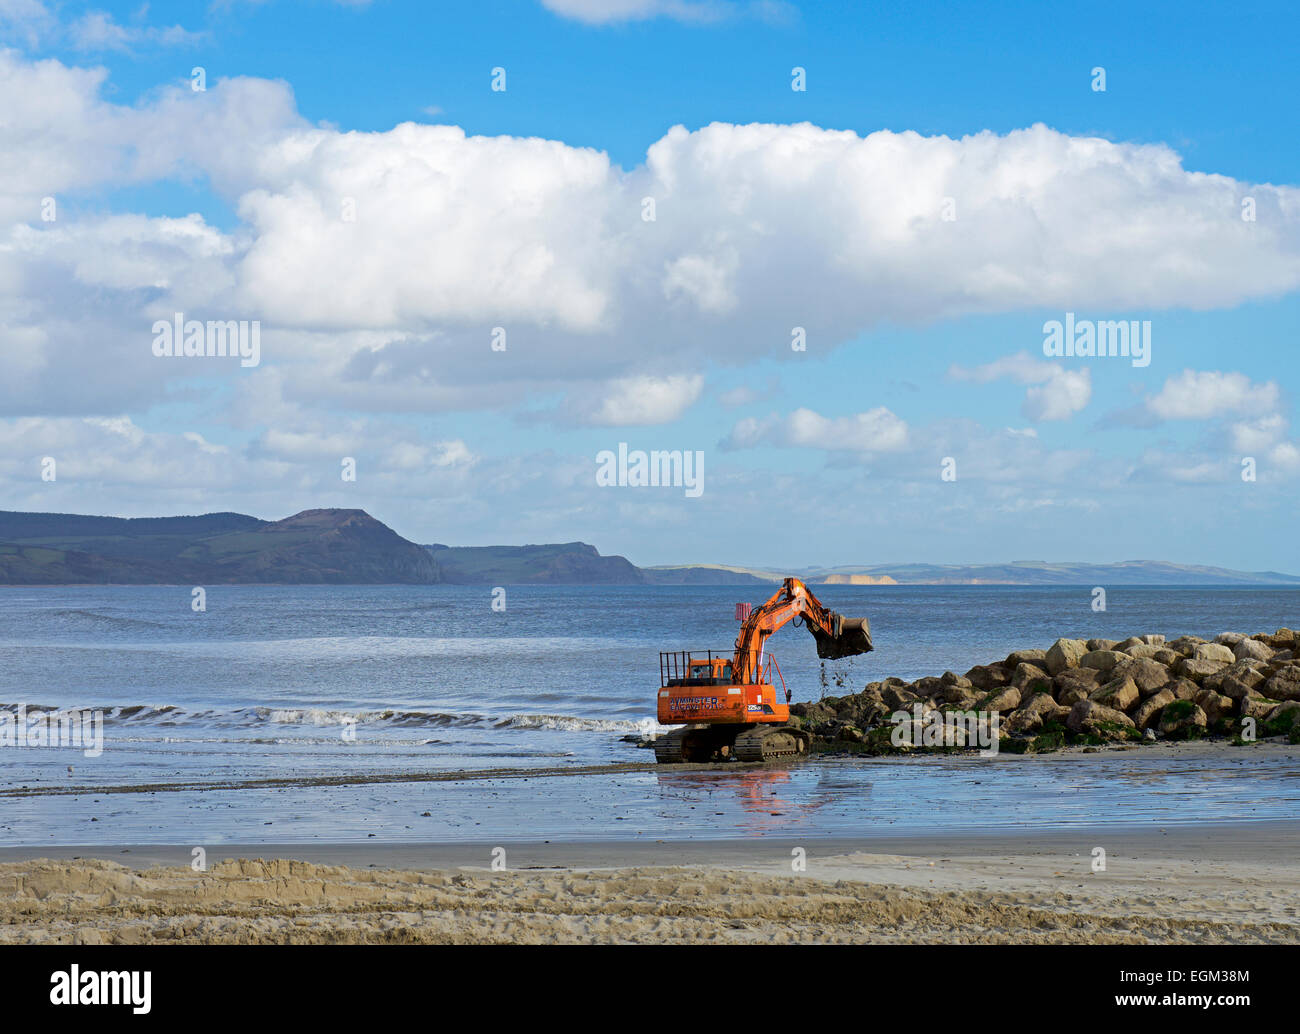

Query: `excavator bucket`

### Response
(812, 615, 873, 660)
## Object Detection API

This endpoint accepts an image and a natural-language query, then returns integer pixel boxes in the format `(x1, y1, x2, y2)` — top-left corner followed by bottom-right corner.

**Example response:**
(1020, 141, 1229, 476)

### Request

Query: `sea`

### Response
(2, 584, 1298, 844)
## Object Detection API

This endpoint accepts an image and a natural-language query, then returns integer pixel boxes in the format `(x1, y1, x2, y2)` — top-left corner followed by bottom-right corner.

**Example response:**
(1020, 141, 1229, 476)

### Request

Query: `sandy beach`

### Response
(3, 822, 1296, 944)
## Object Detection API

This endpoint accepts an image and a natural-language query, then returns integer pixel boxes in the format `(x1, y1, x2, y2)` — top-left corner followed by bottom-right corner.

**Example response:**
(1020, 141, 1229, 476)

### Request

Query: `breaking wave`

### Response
(0, 702, 661, 736)
(494, 714, 662, 735)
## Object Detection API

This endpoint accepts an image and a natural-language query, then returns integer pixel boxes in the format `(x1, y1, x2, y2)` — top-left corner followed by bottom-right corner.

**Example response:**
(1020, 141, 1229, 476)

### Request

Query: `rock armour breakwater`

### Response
(792, 629, 1300, 753)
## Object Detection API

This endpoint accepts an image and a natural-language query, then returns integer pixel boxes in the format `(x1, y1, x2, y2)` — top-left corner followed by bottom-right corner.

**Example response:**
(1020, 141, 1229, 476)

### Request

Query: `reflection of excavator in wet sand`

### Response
(654, 578, 873, 763)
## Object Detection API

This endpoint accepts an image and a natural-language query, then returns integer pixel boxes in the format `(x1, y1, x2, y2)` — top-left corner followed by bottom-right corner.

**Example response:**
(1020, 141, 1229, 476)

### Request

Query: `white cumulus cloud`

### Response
(949, 351, 1092, 421)
(1147, 370, 1281, 420)
(571, 374, 705, 426)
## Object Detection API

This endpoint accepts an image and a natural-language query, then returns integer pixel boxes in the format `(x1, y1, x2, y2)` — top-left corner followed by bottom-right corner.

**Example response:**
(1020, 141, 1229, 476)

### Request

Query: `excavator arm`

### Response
(732, 577, 873, 683)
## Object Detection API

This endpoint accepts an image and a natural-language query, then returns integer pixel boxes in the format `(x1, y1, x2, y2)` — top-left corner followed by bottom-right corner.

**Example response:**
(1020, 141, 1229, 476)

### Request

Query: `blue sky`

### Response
(82, 0, 1299, 182)
(1, 0, 1298, 572)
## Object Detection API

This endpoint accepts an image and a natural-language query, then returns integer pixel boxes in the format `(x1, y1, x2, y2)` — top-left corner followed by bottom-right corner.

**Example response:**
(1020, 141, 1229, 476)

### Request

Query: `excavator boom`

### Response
(733, 577, 873, 682)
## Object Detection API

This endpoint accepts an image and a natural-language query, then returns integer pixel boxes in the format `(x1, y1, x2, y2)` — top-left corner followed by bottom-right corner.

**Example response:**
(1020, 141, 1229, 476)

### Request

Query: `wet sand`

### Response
(3, 821, 1297, 944)
(7, 739, 1299, 845)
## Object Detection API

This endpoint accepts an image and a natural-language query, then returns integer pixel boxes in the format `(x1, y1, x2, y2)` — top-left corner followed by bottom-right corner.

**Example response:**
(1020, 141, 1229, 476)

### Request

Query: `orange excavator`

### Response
(654, 577, 873, 763)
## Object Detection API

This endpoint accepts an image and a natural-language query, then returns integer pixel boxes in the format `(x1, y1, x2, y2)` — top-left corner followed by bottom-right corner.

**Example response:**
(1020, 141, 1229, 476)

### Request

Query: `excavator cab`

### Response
(684, 658, 733, 685)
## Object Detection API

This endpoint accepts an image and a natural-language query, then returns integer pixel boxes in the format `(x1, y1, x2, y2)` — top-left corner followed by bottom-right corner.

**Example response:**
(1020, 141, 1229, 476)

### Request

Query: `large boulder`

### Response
(1123, 643, 1165, 660)
(1132, 688, 1176, 730)
(1002, 695, 1070, 737)
(1177, 657, 1228, 682)
(1159, 702, 1208, 739)
(1219, 673, 1265, 700)
(1239, 695, 1281, 720)
(1263, 666, 1300, 702)
(964, 663, 1011, 691)
(1009, 662, 1051, 692)
(1090, 674, 1140, 712)
(1234, 638, 1274, 662)
(882, 683, 920, 710)
(1167, 635, 1207, 656)
(1113, 657, 1173, 695)
(1005, 648, 1048, 668)
(1045, 638, 1088, 676)
(1054, 666, 1103, 705)
(1165, 677, 1202, 701)
(1266, 701, 1300, 726)
(942, 693, 981, 713)
(858, 685, 888, 708)
(942, 683, 979, 708)
(979, 686, 1022, 714)
(792, 700, 836, 725)
(1003, 709, 1043, 736)
(1019, 692, 1070, 722)
(1056, 685, 1091, 707)
(1205, 659, 1267, 697)
(1215, 632, 1247, 646)
(1194, 688, 1234, 724)
(1017, 683, 1058, 714)
(1194, 642, 1237, 665)
(838, 689, 886, 728)
(1086, 638, 1118, 652)
(1067, 699, 1136, 741)
(1140, 634, 1167, 646)
(1080, 649, 1127, 673)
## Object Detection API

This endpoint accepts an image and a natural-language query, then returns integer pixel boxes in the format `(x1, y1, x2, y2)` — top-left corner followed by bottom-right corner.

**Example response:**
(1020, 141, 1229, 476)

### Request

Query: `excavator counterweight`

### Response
(653, 578, 873, 763)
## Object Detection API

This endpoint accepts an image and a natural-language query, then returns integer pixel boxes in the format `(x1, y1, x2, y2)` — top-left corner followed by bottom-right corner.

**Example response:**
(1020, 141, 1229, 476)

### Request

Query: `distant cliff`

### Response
(641, 564, 773, 585)
(0, 508, 437, 584)
(0, 509, 635, 585)
(423, 542, 642, 584)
